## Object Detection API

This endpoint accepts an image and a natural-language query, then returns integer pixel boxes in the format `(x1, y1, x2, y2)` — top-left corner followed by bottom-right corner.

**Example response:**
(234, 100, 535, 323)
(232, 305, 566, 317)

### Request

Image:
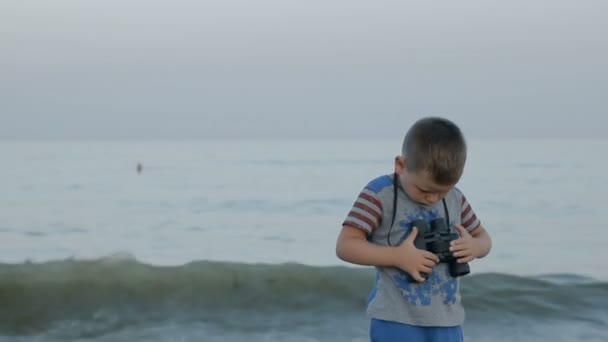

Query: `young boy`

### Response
(336, 117, 491, 342)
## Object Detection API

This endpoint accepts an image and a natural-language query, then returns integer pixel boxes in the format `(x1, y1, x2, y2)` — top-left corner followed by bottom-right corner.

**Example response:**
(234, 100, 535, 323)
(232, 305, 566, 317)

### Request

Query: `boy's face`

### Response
(394, 156, 455, 205)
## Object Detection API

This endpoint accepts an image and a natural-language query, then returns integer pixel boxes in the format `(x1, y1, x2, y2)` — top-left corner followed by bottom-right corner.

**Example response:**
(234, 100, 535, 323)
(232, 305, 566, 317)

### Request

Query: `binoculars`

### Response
(410, 218, 470, 280)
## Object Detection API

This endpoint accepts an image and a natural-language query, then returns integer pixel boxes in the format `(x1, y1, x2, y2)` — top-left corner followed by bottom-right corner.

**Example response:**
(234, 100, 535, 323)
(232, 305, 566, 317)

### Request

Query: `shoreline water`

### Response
(1, 258, 607, 341)
(1, 139, 607, 341)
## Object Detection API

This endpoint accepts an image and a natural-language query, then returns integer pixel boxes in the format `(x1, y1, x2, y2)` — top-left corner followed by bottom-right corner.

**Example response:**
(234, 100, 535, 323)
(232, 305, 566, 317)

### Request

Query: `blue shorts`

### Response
(370, 319, 463, 342)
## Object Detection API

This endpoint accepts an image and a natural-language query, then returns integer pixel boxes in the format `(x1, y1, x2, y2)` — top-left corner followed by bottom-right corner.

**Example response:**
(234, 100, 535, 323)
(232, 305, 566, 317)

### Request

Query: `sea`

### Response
(0, 139, 607, 342)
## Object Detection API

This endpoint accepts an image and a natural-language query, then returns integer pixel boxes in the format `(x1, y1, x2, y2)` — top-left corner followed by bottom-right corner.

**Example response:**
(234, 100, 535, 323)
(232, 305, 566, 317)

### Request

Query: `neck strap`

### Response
(388, 173, 449, 246)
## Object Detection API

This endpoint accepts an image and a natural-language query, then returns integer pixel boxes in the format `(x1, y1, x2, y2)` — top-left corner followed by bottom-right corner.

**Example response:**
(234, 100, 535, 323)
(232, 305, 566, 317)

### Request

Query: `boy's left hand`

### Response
(450, 224, 480, 263)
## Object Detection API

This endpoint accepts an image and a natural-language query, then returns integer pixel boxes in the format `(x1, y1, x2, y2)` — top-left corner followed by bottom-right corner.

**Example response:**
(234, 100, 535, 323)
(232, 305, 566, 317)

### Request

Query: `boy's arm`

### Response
(336, 225, 439, 282)
(470, 224, 492, 258)
(336, 225, 399, 267)
(451, 190, 492, 263)
(451, 224, 492, 263)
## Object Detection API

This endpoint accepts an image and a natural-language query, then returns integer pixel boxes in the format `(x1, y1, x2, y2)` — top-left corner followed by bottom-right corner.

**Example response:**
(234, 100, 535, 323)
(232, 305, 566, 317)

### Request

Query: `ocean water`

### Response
(0, 139, 607, 341)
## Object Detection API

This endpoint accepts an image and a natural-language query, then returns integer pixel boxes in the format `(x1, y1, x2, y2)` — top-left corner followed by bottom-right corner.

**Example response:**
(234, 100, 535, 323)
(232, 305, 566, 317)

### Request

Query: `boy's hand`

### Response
(394, 227, 440, 282)
(450, 224, 480, 263)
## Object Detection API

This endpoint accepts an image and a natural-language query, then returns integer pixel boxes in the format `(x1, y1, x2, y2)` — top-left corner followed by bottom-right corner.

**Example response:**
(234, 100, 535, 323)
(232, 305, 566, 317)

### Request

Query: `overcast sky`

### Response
(1, 0, 606, 140)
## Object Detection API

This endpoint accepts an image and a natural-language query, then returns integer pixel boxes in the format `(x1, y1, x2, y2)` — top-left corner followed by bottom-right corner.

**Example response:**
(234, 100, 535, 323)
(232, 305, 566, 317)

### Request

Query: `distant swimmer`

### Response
(137, 163, 143, 174)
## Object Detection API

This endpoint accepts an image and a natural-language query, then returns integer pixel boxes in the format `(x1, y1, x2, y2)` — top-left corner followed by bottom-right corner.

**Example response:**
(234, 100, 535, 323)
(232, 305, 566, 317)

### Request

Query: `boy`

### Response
(336, 117, 491, 341)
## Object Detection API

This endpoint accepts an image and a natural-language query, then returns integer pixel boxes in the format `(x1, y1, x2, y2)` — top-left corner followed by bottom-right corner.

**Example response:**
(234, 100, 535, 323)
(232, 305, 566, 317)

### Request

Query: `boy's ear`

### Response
(394, 155, 405, 173)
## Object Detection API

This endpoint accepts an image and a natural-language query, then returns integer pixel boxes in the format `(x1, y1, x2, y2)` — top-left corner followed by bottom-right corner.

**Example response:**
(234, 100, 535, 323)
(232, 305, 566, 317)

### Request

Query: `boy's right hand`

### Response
(394, 227, 440, 282)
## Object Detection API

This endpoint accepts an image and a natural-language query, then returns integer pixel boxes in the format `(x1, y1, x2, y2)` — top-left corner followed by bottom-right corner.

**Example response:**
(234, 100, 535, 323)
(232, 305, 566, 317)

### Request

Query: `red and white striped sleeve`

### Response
(342, 187, 383, 234)
(460, 193, 481, 232)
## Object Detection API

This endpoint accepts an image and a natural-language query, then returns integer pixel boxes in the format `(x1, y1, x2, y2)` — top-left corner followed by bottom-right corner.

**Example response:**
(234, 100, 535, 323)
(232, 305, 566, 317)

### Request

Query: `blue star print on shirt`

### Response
(391, 208, 458, 306)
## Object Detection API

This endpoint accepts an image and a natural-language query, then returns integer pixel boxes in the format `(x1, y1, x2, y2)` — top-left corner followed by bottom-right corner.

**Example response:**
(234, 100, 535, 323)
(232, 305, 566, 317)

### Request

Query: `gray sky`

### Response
(1, 0, 607, 140)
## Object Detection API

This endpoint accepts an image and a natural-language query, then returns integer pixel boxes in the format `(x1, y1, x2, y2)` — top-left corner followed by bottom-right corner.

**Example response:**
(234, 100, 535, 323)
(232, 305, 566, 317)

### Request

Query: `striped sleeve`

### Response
(342, 187, 383, 234)
(460, 193, 481, 232)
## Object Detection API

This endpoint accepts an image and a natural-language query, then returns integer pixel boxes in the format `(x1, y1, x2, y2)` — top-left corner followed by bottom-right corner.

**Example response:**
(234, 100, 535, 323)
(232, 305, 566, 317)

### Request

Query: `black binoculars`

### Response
(410, 218, 470, 280)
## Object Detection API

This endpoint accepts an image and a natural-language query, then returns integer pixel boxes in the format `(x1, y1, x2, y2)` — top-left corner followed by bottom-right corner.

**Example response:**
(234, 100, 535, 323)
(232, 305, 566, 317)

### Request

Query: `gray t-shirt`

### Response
(342, 174, 481, 327)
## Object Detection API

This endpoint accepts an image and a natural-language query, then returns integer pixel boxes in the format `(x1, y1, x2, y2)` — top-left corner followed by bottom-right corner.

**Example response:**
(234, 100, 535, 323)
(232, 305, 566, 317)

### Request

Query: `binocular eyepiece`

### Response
(410, 218, 470, 280)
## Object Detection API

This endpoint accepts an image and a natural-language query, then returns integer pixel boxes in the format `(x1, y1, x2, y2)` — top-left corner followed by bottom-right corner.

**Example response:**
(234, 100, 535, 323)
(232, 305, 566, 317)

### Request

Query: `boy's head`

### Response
(395, 117, 467, 205)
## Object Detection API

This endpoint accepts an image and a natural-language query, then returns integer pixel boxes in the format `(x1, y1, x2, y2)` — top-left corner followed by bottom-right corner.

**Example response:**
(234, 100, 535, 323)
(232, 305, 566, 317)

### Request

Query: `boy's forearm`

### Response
(336, 238, 398, 267)
(474, 230, 492, 258)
